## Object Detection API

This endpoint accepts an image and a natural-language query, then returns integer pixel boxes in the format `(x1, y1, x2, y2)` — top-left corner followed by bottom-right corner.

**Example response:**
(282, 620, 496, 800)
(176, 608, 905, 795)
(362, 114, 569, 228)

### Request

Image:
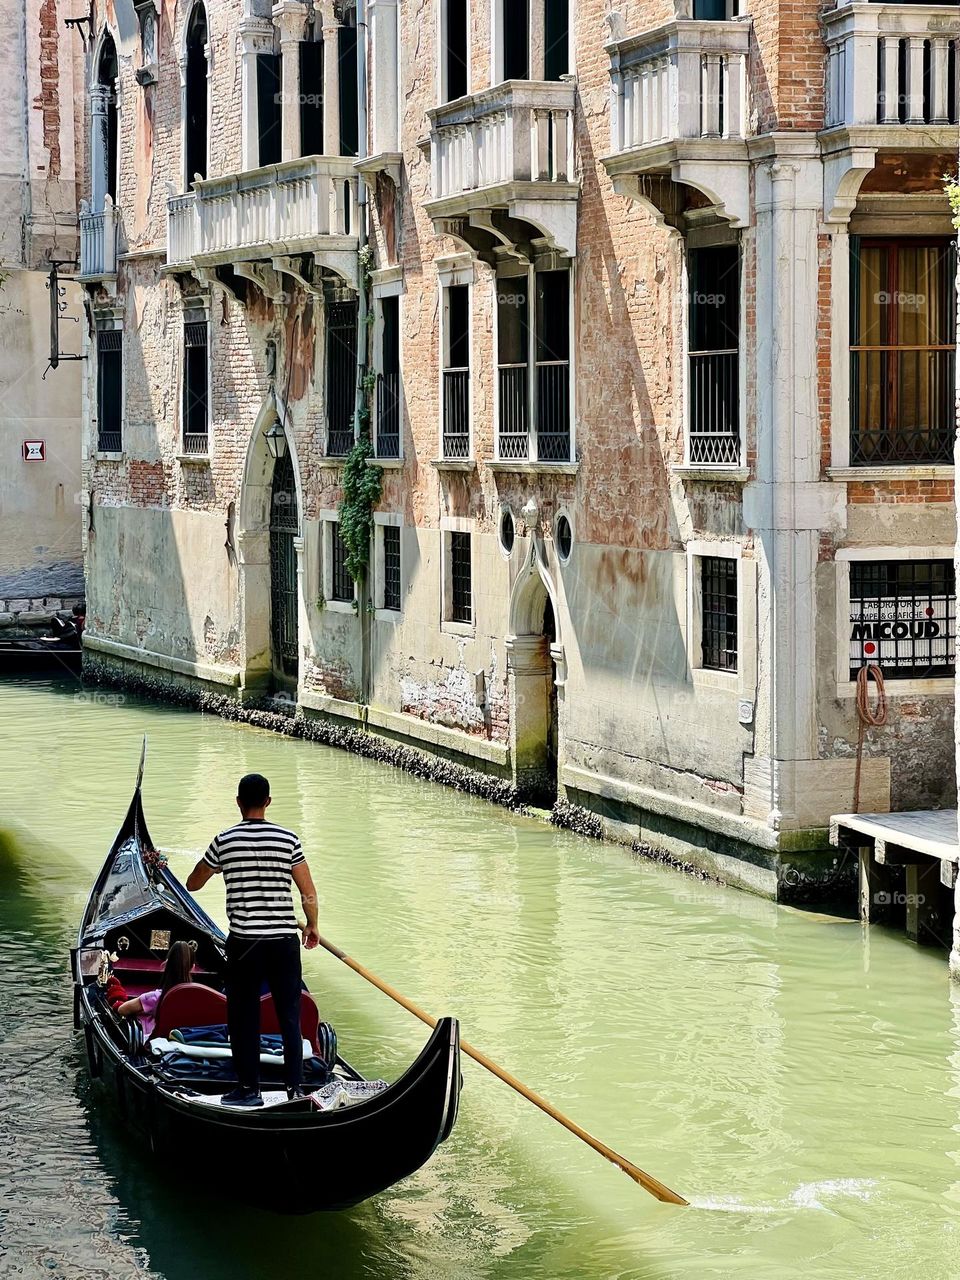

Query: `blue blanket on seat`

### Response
(156, 1051, 333, 1087)
(170, 1021, 338, 1066)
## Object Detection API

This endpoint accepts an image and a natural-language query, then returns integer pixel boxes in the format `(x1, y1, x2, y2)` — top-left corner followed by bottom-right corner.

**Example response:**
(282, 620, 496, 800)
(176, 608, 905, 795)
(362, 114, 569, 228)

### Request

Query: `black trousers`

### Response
(226, 934, 302, 1091)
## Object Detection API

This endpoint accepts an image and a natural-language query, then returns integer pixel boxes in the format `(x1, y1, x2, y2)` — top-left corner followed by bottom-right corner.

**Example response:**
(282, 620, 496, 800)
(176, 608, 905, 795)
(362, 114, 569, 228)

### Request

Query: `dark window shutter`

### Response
(257, 53, 283, 167)
(299, 41, 324, 157)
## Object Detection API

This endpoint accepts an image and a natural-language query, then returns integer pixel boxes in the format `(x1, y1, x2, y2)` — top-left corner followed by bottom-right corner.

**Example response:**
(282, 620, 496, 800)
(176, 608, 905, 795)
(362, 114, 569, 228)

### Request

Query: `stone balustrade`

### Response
(823, 2, 959, 129)
(78, 198, 119, 281)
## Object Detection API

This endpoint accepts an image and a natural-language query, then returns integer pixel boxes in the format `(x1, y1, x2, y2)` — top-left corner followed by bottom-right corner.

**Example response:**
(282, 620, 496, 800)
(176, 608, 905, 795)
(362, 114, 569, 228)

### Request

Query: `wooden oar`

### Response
(315, 932, 688, 1206)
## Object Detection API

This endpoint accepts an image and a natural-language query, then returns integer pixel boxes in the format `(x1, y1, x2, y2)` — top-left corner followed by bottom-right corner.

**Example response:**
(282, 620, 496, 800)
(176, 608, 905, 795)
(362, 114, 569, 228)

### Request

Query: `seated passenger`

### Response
(117, 940, 194, 1039)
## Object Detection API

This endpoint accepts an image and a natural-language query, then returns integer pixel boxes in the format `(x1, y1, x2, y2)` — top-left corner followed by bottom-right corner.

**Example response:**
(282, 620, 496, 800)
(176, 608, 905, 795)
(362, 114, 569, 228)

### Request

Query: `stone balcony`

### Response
(821, 3, 960, 219)
(78, 198, 119, 283)
(424, 79, 579, 260)
(165, 156, 360, 297)
(602, 19, 752, 228)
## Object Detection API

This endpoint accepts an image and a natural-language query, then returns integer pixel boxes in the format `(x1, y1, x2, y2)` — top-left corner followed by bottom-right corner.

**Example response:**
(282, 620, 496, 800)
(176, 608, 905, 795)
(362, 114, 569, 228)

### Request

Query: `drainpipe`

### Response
(355, 0, 372, 705)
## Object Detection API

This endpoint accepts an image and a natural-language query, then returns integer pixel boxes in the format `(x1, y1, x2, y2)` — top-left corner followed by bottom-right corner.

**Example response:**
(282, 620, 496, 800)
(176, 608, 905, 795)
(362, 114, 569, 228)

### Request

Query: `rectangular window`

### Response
(338, 25, 359, 156)
(497, 275, 530, 458)
(382, 525, 401, 612)
(851, 238, 956, 466)
(544, 0, 570, 81)
(688, 244, 740, 465)
(443, 284, 470, 458)
(96, 327, 122, 453)
(450, 531, 472, 624)
(444, 0, 468, 101)
(535, 268, 570, 462)
(183, 318, 209, 453)
(376, 296, 401, 459)
(257, 53, 283, 167)
(299, 40, 324, 157)
(849, 560, 955, 681)
(331, 523, 354, 603)
(503, 1, 529, 80)
(326, 298, 358, 456)
(701, 556, 738, 672)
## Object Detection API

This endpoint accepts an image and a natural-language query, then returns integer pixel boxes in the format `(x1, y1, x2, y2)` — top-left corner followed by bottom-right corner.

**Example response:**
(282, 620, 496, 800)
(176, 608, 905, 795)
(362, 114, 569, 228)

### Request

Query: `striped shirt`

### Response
(203, 819, 305, 939)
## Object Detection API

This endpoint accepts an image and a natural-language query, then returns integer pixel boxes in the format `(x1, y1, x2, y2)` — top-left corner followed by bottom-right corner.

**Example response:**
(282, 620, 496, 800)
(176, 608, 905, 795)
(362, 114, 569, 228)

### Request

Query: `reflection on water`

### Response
(1, 678, 960, 1279)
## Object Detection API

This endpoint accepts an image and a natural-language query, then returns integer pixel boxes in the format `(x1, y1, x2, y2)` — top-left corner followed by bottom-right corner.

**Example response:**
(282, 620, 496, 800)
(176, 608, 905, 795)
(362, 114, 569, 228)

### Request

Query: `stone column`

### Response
(322, 19, 342, 156)
(239, 19, 275, 170)
(743, 150, 833, 833)
(529, 0, 545, 80)
(368, 0, 399, 155)
(273, 2, 308, 162)
(506, 634, 553, 799)
(90, 85, 110, 213)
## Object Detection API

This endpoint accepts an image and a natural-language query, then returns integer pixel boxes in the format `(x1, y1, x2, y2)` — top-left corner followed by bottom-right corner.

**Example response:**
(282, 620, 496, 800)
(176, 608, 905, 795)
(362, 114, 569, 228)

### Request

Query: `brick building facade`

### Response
(76, 0, 958, 899)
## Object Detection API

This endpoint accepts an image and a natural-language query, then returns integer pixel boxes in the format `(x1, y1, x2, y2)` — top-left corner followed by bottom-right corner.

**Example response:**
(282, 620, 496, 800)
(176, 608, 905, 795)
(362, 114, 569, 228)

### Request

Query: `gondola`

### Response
(73, 745, 461, 1214)
(0, 634, 82, 673)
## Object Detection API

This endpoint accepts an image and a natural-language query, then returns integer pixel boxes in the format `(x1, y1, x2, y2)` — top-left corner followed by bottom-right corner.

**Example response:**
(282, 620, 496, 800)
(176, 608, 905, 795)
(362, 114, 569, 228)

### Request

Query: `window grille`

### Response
(382, 525, 401, 611)
(96, 327, 122, 453)
(183, 318, 209, 453)
(331, 523, 353, 602)
(701, 556, 738, 672)
(688, 245, 740, 465)
(326, 299, 358, 457)
(450, 531, 472, 623)
(849, 560, 955, 680)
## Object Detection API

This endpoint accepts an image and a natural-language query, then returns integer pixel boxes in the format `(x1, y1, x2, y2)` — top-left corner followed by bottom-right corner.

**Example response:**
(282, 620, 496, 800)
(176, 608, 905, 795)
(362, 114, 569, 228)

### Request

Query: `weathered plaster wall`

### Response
(0, 0, 83, 602)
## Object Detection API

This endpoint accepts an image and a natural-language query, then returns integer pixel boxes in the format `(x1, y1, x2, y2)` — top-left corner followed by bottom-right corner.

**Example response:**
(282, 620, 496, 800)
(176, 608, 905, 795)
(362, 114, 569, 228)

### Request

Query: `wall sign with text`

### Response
(22, 440, 45, 461)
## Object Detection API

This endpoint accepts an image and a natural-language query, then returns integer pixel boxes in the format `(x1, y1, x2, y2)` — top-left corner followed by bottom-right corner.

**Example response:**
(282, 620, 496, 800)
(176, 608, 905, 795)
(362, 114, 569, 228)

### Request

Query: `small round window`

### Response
(556, 514, 573, 562)
(499, 508, 515, 557)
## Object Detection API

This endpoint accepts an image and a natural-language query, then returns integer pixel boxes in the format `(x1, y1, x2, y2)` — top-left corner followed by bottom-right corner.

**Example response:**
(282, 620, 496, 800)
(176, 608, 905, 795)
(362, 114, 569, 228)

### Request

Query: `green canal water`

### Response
(1, 678, 960, 1279)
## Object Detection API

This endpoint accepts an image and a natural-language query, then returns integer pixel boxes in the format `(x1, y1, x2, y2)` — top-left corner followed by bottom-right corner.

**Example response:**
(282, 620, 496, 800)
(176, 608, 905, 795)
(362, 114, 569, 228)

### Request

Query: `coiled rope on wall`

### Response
(854, 663, 887, 814)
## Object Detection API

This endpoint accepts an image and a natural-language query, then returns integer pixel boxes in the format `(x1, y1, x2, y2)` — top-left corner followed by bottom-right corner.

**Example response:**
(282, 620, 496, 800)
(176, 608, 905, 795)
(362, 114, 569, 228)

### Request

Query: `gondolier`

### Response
(187, 773, 320, 1109)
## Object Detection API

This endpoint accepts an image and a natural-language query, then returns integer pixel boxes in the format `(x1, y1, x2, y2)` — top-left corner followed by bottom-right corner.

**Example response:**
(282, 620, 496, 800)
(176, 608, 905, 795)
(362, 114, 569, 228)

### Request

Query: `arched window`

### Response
(94, 34, 119, 207)
(184, 4, 209, 182)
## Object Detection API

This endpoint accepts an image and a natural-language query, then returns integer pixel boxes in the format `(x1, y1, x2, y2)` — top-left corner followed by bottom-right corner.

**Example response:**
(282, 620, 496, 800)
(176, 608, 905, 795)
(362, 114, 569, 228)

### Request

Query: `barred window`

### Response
(96, 327, 122, 453)
(382, 525, 401, 612)
(183, 318, 209, 452)
(330, 523, 354, 603)
(450, 531, 472, 624)
(849, 560, 955, 681)
(701, 557, 737, 672)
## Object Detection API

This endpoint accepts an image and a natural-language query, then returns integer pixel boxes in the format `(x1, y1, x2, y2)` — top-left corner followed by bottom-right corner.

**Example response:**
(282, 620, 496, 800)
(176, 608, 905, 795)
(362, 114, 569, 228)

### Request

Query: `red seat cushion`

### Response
(260, 992, 321, 1053)
(152, 983, 226, 1039)
(152, 982, 321, 1052)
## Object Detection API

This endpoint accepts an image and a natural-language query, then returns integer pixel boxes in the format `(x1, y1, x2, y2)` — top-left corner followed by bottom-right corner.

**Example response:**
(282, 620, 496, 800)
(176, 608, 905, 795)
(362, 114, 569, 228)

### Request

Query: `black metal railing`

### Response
(536, 360, 571, 462)
(182, 431, 209, 456)
(497, 364, 529, 459)
(850, 348, 955, 466)
(689, 349, 740, 465)
(376, 371, 401, 459)
(97, 429, 122, 453)
(442, 368, 470, 458)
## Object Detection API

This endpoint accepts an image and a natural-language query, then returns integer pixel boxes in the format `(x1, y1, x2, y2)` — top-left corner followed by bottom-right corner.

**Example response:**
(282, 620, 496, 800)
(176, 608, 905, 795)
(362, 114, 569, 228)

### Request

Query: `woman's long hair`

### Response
(159, 940, 195, 998)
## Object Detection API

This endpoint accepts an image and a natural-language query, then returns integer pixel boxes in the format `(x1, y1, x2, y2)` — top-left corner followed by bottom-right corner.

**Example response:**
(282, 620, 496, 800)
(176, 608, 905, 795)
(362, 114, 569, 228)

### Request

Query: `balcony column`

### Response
(929, 38, 951, 125)
(322, 18, 342, 156)
(274, 2, 308, 162)
(904, 36, 926, 124)
(90, 84, 110, 213)
(240, 18, 275, 170)
(369, 0, 399, 154)
(848, 11, 880, 126)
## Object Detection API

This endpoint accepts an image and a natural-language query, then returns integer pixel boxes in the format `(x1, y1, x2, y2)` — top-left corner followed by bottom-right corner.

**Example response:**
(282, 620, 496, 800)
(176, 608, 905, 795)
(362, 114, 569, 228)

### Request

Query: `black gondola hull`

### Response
(75, 762, 461, 1213)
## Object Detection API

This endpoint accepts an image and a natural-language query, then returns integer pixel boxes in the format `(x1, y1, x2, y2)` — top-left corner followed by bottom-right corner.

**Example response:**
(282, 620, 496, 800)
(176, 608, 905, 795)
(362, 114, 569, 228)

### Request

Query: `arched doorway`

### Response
(507, 545, 563, 806)
(269, 449, 299, 686)
(185, 4, 209, 182)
